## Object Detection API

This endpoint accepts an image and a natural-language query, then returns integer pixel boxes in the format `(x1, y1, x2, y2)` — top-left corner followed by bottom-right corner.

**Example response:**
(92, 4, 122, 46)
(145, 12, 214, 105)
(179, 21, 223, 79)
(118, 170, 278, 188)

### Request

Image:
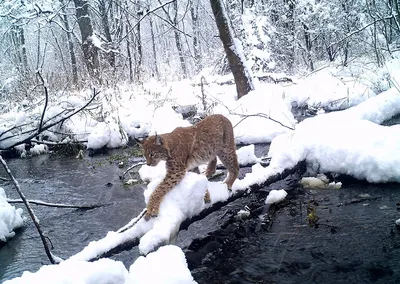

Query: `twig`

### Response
(6, 199, 109, 209)
(233, 113, 295, 131)
(0, 176, 8, 181)
(119, 162, 146, 180)
(31, 139, 88, 146)
(36, 72, 49, 134)
(0, 155, 57, 264)
(117, 208, 147, 233)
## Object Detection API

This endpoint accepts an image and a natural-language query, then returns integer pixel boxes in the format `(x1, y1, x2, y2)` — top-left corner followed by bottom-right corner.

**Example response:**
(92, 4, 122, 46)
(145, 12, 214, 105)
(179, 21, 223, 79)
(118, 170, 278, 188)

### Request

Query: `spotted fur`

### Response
(139, 114, 239, 220)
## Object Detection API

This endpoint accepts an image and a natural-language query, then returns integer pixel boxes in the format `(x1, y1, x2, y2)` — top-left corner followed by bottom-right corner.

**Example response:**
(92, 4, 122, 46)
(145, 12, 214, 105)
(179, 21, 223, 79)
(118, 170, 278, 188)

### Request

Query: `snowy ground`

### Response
(1, 57, 400, 283)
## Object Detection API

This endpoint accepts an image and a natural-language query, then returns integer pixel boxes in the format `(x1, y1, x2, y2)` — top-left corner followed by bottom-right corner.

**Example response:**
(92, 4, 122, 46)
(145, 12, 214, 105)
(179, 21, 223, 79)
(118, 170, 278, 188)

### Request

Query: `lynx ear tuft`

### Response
(154, 133, 163, 145)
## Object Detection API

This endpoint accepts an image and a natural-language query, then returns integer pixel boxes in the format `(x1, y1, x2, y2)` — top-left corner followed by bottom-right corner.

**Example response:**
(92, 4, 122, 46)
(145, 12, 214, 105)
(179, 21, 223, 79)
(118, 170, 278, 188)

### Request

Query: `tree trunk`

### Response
(209, 0, 253, 99)
(60, 0, 78, 85)
(173, 1, 187, 78)
(135, 8, 143, 82)
(149, 14, 160, 80)
(126, 23, 134, 83)
(11, 26, 29, 75)
(73, 0, 100, 83)
(303, 23, 314, 71)
(190, 0, 201, 72)
(99, 0, 116, 68)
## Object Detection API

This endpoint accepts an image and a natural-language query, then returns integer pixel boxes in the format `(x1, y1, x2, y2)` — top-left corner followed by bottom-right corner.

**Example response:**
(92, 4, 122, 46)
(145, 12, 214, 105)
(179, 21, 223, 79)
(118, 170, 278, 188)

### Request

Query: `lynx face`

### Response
(142, 135, 169, 166)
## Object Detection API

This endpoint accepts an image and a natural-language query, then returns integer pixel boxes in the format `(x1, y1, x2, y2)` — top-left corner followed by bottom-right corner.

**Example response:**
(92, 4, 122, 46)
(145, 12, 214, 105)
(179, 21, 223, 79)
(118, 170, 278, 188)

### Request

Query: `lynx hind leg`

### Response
(204, 189, 211, 203)
(218, 148, 239, 190)
(205, 157, 217, 178)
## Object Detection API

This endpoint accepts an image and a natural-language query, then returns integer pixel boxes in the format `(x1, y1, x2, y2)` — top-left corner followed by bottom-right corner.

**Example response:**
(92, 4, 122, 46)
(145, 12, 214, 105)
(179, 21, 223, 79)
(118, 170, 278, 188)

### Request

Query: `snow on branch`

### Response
(0, 88, 100, 150)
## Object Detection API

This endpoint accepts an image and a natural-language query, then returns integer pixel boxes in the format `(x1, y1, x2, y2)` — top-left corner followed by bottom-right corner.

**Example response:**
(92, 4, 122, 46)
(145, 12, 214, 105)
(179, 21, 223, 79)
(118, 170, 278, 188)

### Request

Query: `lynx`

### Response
(138, 114, 239, 220)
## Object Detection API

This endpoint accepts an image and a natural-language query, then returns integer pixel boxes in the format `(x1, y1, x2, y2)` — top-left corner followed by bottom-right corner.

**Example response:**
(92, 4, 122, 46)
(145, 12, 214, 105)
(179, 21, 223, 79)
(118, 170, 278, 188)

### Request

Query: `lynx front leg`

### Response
(205, 157, 217, 178)
(145, 169, 186, 220)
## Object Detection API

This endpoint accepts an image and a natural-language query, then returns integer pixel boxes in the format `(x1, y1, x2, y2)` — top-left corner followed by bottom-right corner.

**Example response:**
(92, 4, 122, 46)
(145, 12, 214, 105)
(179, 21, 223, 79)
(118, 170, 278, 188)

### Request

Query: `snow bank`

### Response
(4, 258, 128, 284)
(127, 245, 196, 284)
(269, 87, 400, 183)
(284, 68, 376, 111)
(0, 187, 25, 242)
(5, 245, 196, 284)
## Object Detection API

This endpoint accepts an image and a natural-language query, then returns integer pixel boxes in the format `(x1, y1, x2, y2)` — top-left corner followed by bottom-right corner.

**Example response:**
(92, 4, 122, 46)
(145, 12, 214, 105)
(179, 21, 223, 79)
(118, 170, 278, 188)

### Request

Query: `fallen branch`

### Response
(119, 162, 146, 180)
(36, 72, 49, 134)
(31, 139, 88, 146)
(0, 155, 58, 264)
(0, 89, 100, 150)
(6, 199, 109, 209)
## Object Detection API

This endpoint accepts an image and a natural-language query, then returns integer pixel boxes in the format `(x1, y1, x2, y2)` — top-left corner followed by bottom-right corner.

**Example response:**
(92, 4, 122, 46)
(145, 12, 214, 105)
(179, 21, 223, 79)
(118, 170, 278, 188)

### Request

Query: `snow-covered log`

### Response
(69, 160, 305, 262)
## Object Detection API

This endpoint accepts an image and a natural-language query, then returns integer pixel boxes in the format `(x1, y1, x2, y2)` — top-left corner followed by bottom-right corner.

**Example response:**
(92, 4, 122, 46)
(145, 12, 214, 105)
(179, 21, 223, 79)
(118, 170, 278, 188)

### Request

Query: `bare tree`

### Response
(190, 0, 201, 72)
(158, 0, 188, 78)
(60, 0, 79, 85)
(73, 0, 101, 83)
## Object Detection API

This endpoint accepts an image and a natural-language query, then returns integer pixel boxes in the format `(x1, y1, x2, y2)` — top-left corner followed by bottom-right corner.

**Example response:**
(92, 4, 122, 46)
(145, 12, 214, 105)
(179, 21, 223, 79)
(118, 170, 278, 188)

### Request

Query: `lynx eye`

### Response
(149, 152, 154, 158)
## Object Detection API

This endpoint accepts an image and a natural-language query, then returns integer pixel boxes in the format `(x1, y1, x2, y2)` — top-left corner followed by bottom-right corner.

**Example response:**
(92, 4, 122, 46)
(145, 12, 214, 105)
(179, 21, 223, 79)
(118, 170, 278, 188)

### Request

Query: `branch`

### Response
(329, 16, 394, 49)
(232, 113, 295, 131)
(0, 89, 100, 150)
(118, 0, 177, 44)
(36, 71, 49, 134)
(31, 139, 88, 145)
(6, 199, 109, 209)
(0, 155, 58, 264)
(119, 162, 146, 180)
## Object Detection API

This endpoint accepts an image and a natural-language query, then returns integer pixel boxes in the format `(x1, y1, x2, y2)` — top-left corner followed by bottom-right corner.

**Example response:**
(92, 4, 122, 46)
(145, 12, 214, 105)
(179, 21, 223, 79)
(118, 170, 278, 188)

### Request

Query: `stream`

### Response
(1, 144, 400, 283)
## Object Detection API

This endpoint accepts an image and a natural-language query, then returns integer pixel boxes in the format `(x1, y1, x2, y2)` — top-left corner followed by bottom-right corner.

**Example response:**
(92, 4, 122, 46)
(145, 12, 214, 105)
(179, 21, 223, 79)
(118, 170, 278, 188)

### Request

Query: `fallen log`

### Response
(83, 160, 306, 262)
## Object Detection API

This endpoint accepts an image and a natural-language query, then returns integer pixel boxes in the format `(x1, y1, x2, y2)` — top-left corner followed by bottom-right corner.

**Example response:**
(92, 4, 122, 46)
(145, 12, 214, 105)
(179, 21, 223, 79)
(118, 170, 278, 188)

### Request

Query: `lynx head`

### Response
(138, 134, 169, 166)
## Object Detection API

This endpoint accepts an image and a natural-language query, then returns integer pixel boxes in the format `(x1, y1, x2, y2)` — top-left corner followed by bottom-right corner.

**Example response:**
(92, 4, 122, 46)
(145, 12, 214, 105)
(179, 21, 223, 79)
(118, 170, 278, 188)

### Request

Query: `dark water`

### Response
(189, 180, 400, 283)
(0, 150, 147, 281)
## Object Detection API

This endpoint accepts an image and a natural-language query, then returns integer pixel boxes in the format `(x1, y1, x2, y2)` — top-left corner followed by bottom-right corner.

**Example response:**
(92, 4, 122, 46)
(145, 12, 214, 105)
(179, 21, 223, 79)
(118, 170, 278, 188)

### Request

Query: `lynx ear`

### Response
(154, 133, 163, 146)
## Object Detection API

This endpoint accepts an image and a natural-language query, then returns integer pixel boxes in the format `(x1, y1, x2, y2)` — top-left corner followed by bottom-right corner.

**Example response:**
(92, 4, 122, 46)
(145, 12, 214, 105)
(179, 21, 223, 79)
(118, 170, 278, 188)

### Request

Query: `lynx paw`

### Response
(144, 206, 159, 221)
(204, 189, 211, 203)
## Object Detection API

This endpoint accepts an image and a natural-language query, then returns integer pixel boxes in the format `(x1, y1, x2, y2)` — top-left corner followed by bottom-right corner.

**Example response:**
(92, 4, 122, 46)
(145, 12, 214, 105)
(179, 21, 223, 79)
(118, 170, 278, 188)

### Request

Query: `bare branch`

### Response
(36, 72, 49, 134)
(118, 0, 177, 44)
(0, 89, 100, 150)
(0, 155, 58, 264)
(7, 199, 109, 209)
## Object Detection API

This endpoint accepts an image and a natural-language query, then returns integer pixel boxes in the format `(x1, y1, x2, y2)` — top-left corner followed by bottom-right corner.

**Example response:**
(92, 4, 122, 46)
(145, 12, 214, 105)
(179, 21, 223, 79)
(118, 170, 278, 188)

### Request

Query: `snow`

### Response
(2, 57, 400, 283)
(0, 188, 25, 242)
(30, 144, 48, 156)
(265, 189, 287, 204)
(4, 258, 128, 284)
(5, 245, 195, 284)
(127, 245, 196, 284)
